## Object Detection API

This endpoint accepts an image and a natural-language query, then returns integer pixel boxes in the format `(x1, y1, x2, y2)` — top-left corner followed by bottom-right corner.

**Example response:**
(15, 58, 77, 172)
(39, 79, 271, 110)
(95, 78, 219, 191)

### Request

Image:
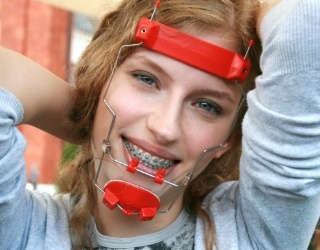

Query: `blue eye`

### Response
(195, 101, 223, 116)
(132, 72, 158, 88)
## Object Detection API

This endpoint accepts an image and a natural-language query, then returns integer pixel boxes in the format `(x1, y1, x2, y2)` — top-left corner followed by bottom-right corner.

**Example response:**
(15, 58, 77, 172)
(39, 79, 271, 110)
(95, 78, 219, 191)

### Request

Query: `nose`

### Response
(146, 98, 182, 144)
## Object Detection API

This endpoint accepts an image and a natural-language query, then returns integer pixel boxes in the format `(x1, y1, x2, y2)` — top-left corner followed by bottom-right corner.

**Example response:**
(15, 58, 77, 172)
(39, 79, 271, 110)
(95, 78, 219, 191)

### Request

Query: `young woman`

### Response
(0, 0, 319, 249)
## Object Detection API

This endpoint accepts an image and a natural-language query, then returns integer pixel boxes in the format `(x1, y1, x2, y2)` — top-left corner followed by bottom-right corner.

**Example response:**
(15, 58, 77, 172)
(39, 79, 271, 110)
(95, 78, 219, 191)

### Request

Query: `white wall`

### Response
(36, 0, 122, 19)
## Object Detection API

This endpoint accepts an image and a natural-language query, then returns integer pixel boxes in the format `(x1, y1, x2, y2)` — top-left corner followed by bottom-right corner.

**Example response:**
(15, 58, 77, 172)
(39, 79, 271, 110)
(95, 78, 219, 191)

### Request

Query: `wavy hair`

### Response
(56, 0, 261, 249)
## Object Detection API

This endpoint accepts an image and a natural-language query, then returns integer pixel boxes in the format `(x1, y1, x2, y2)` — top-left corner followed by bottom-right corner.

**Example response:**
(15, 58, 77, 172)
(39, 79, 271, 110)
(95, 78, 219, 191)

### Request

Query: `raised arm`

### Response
(239, 0, 320, 248)
(0, 46, 77, 142)
(256, 0, 282, 39)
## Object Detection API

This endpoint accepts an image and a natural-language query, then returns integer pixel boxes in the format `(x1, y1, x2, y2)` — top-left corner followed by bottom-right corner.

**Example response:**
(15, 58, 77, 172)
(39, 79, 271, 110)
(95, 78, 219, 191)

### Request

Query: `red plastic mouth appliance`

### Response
(134, 17, 251, 83)
(103, 180, 161, 221)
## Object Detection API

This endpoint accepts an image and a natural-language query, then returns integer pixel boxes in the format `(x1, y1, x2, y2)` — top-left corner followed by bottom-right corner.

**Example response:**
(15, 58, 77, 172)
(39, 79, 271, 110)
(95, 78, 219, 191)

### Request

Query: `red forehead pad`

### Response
(134, 17, 251, 83)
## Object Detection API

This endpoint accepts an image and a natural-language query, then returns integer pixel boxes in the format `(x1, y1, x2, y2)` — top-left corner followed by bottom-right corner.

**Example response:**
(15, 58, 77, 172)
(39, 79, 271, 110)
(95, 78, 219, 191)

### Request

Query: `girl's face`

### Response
(92, 32, 242, 209)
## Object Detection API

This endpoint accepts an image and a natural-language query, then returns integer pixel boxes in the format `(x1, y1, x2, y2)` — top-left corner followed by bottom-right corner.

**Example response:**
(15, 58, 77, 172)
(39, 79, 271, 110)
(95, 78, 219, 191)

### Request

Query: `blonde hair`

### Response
(56, 0, 261, 249)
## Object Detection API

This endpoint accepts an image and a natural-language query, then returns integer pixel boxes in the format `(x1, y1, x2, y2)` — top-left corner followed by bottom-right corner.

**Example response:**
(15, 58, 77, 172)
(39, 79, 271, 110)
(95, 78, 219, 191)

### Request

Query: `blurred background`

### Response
(0, 1, 319, 248)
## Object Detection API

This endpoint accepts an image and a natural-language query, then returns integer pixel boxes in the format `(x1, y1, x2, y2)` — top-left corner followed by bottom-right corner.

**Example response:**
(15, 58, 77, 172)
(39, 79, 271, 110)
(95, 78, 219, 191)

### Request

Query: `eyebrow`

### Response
(130, 55, 173, 80)
(193, 88, 236, 105)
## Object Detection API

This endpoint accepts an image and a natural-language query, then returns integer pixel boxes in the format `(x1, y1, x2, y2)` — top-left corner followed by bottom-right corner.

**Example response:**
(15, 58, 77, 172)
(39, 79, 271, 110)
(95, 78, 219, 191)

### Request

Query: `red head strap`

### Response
(134, 17, 251, 83)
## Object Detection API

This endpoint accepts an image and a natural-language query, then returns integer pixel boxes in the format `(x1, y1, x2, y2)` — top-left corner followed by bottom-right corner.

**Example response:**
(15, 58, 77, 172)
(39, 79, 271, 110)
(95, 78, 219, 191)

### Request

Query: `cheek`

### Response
(182, 117, 233, 173)
(108, 93, 142, 127)
(184, 136, 230, 179)
(184, 119, 231, 152)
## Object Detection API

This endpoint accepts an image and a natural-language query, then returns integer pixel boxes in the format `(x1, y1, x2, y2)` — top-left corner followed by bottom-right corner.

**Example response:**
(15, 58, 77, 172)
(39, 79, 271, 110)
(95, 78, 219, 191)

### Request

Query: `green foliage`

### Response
(61, 142, 79, 165)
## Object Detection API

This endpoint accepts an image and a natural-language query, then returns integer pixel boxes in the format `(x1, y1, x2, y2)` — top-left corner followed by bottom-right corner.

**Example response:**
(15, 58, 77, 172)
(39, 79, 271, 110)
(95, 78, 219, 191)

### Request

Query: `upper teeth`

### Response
(124, 139, 175, 170)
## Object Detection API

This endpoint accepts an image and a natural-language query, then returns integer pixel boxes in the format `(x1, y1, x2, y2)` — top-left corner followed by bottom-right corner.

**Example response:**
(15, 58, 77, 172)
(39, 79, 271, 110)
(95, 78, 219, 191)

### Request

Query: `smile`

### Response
(123, 139, 176, 170)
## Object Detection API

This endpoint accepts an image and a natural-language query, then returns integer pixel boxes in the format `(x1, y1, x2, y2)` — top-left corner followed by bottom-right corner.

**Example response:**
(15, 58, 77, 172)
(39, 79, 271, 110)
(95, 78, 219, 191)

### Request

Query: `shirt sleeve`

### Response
(0, 88, 72, 249)
(0, 87, 30, 248)
(240, 0, 320, 249)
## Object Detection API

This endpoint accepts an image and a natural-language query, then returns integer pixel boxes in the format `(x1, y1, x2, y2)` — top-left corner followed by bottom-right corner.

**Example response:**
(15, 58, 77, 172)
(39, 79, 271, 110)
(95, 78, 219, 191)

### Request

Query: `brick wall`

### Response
(1, 0, 71, 184)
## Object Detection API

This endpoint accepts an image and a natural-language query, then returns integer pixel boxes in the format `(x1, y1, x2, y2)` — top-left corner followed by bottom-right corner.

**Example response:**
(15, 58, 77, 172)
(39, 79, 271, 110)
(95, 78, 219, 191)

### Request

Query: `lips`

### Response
(123, 138, 178, 170)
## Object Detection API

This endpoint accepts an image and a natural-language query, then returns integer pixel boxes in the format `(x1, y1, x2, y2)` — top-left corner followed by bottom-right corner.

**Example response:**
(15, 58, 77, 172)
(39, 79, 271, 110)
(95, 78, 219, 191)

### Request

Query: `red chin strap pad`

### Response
(134, 17, 251, 83)
(103, 180, 160, 221)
